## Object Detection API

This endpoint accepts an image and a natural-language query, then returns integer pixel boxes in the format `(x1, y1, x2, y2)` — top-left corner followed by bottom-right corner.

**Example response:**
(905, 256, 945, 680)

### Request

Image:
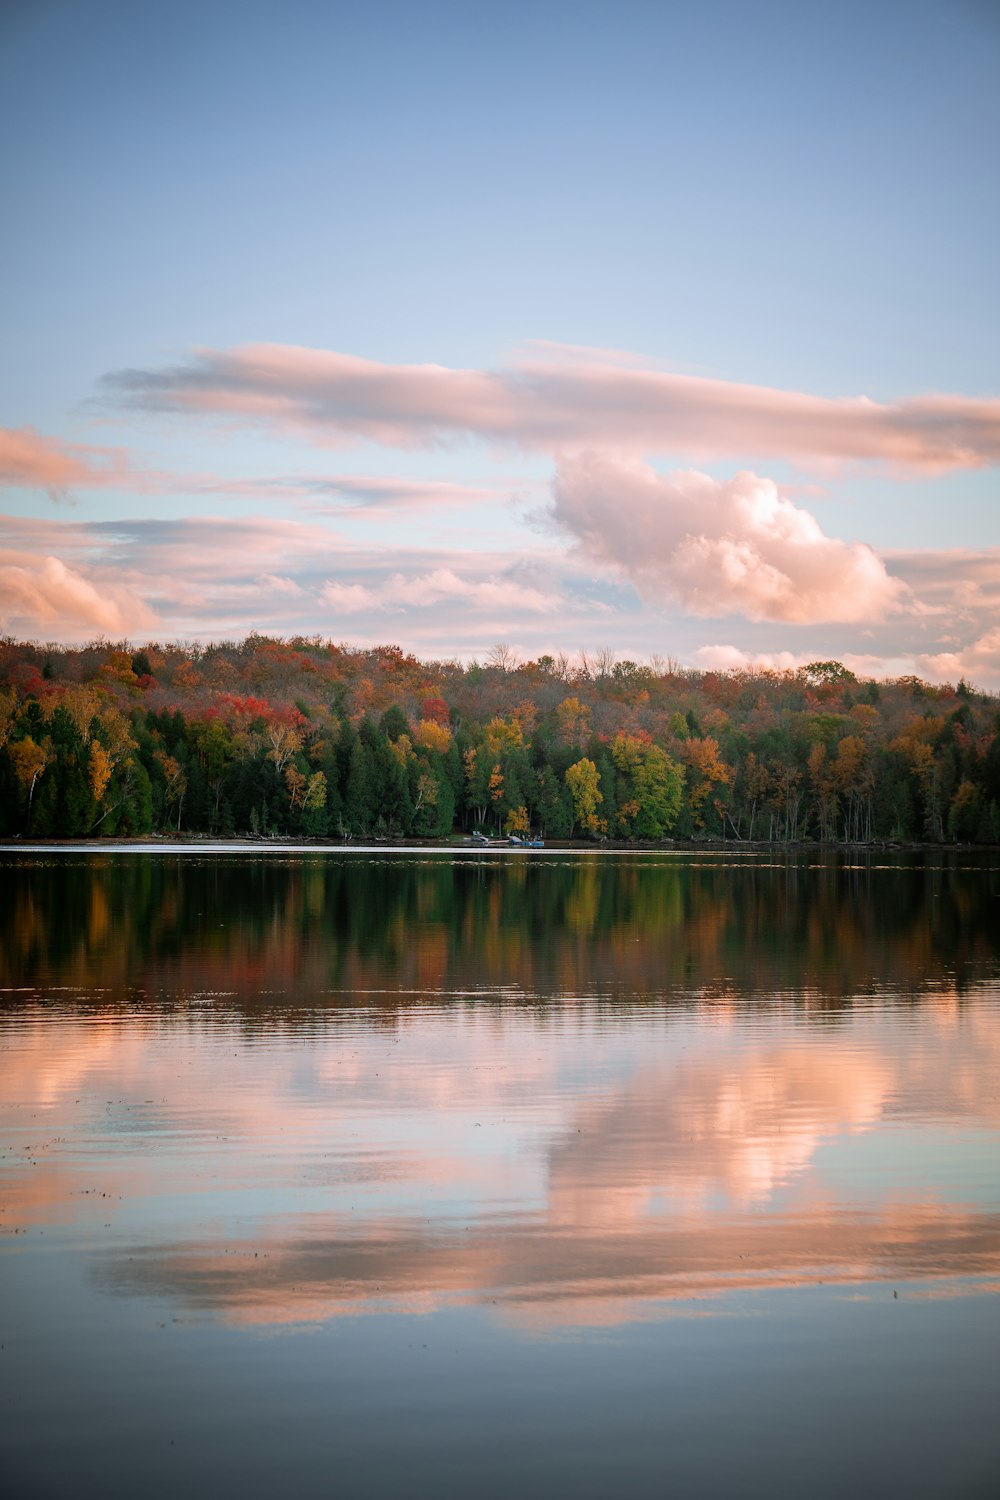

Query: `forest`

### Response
(1, 634, 998, 843)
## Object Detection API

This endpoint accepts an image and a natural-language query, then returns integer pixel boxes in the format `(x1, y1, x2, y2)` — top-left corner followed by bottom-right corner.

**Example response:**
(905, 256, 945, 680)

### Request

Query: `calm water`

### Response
(2, 849, 999, 1498)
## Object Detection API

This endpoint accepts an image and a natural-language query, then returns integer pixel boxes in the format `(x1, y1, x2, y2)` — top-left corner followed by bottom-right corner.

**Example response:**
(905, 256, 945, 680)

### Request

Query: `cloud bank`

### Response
(8, 335, 1000, 683)
(102, 344, 1000, 471)
(551, 455, 905, 624)
(3, 510, 1000, 686)
(322, 567, 559, 616)
(0, 513, 568, 647)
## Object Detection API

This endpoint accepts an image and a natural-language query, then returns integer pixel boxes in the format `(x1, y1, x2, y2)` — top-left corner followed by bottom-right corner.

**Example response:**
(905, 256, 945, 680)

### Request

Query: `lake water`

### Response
(2, 848, 999, 1498)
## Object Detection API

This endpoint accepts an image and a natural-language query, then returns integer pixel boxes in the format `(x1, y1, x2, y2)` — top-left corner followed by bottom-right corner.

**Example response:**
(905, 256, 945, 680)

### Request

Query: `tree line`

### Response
(1, 636, 998, 843)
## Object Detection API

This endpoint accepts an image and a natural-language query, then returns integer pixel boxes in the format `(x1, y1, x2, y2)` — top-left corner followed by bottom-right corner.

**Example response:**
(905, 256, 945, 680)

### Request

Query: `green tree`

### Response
(610, 733, 683, 838)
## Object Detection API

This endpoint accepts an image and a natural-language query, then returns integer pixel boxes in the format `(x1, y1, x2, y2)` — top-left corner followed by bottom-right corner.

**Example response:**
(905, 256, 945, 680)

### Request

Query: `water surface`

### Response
(2, 850, 999, 1497)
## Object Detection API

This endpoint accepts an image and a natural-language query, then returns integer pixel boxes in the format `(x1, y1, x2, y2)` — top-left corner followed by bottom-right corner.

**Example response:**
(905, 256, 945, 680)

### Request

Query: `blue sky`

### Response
(1, 0, 998, 680)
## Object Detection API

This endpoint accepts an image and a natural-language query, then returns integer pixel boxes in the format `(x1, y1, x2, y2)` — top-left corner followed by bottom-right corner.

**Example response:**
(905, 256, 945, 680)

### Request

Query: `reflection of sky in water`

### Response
(4, 994, 1000, 1330)
(2, 853, 1000, 1499)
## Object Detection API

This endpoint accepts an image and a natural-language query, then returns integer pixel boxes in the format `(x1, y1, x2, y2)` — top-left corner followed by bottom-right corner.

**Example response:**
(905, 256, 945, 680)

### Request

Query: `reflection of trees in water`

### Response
(1, 854, 998, 1016)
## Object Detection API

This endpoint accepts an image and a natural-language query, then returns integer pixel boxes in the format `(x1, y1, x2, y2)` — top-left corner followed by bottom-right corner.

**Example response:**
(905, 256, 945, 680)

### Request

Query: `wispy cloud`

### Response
(0, 513, 569, 645)
(322, 567, 560, 616)
(101, 343, 1000, 471)
(297, 475, 508, 510)
(3, 509, 999, 685)
(0, 425, 136, 499)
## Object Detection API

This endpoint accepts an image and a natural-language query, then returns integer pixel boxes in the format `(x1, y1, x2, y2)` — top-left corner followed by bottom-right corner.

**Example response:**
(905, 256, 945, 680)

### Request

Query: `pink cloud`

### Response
(693, 644, 924, 680)
(0, 512, 569, 645)
(385, 567, 559, 614)
(3, 509, 998, 683)
(103, 343, 1000, 471)
(320, 581, 377, 614)
(0, 425, 134, 495)
(694, 644, 809, 673)
(888, 547, 1000, 615)
(302, 475, 507, 509)
(918, 627, 1000, 688)
(552, 455, 906, 625)
(257, 573, 304, 596)
(0, 550, 159, 636)
(0, 428, 517, 518)
(323, 566, 560, 617)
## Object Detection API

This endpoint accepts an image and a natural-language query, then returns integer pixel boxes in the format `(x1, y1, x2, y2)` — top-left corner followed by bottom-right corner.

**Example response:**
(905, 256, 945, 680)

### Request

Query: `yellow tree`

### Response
(485, 716, 524, 758)
(304, 770, 327, 812)
(505, 805, 531, 836)
(740, 751, 772, 841)
(96, 706, 137, 776)
(155, 752, 188, 831)
(10, 736, 52, 817)
(89, 742, 113, 804)
(52, 685, 101, 743)
(413, 771, 440, 819)
(890, 721, 946, 841)
(0, 687, 17, 747)
(565, 758, 605, 838)
(555, 696, 590, 744)
(266, 721, 302, 774)
(285, 764, 307, 810)
(832, 735, 873, 841)
(414, 719, 452, 754)
(682, 737, 734, 831)
(389, 733, 415, 770)
(99, 650, 138, 687)
(300, 769, 328, 834)
(808, 742, 838, 841)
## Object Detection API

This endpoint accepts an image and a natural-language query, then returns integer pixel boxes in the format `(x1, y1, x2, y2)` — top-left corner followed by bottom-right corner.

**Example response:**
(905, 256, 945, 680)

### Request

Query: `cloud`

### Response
(694, 644, 809, 673)
(693, 643, 925, 680)
(918, 627, 1000, 688)
(0, 550, 159, 636)
(551, 454, 906, 624)
(301, 475, 505, 510)
(101, 343, 1000, 471)
(4, 509, 998, 683)
(322, 566, 559, 617)
(257, 573, 304, 596)
(889, 547, 1000, 616)
(0, 427, 517, 520)
(0, 512, 568, 645)
(177, 471, 514, 514)
(387, 567, 559, 613)
(0, 425, 134, 497)
(320, 581, 377, 613)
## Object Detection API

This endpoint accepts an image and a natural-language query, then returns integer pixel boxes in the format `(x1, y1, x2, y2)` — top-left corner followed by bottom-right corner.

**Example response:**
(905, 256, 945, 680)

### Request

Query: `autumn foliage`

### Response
(0, 636, 998, 843)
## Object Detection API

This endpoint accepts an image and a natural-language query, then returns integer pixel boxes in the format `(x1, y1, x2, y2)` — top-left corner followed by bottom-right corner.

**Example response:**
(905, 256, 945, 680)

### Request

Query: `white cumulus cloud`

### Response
(551, 454, 907, 625)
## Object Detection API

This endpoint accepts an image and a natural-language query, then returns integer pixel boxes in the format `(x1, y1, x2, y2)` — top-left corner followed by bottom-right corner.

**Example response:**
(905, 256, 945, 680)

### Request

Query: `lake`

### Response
(2, 848, 999, 1498)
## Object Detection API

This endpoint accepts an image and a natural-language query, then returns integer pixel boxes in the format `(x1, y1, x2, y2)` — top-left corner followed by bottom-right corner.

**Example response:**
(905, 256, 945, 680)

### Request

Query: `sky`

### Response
(1, 0, 998, 683)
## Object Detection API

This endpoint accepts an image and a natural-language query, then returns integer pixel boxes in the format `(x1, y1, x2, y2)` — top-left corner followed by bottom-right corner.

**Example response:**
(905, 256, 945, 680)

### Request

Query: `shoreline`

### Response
(1, 835, 995, 854)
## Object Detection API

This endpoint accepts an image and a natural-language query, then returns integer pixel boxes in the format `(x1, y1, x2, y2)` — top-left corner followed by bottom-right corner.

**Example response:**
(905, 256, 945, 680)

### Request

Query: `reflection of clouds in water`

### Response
(102, 1202, 1000, 1334)
(4, 998, 1000, 1328)
(547, 1042, 890, 1223)
(0, 1020, 127, 1110)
